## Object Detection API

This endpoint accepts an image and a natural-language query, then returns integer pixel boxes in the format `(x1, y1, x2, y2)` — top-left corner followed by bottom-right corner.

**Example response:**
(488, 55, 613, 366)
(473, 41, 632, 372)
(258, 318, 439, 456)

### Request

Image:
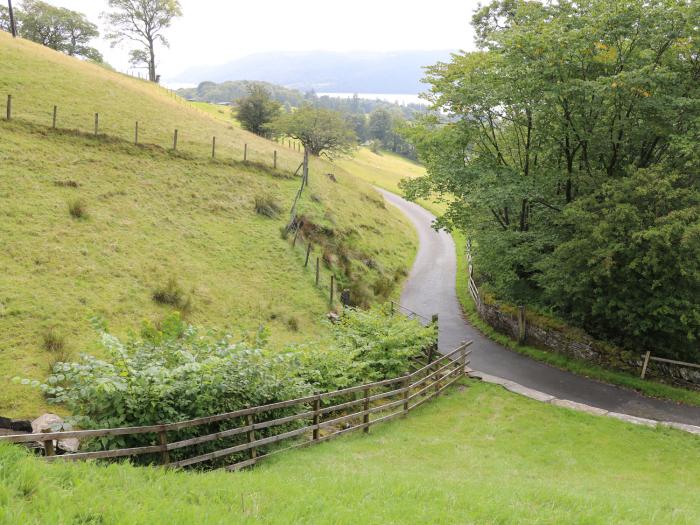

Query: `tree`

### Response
(15, 1, 102, 61)
(368, 108, 392, 144)
(270, 105, 356, 158)
(235, 85, 281, 136)
(402, 0, 700, 359)
(102, 0, 182, 82)
(0, 5, 11, 33)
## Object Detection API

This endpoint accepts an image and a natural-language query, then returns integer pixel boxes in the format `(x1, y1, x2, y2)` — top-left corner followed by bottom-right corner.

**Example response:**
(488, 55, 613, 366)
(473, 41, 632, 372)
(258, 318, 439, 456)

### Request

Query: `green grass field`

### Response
(0, 33, 417, 417)
(1, 380, 698, 524)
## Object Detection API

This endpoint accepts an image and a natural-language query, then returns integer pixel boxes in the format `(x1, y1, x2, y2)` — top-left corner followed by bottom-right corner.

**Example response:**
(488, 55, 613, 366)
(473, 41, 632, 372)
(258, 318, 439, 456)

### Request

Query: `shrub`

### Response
(330, 304, 437, 381)
(254, 194, 282, 218)
(32, 315, 310, 463)
(68, 199, 87, 219)
(151, 277, 192, 312)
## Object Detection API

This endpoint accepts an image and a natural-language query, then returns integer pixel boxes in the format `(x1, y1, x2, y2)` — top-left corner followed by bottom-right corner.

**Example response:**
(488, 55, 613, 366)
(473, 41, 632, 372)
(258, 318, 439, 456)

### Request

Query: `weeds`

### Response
(254, 194, 281, 218)
(68, 198, 88, 219)
(152, 277, 192, 313)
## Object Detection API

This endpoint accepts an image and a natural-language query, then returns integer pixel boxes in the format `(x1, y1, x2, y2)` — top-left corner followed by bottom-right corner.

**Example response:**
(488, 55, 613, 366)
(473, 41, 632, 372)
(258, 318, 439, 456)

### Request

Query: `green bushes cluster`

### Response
(19, 306, 436, 464)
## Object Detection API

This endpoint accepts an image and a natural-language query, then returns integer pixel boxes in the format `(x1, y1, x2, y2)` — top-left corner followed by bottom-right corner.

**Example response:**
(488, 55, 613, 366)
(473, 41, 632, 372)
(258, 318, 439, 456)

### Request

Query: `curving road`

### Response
(378, 188, 700, 426)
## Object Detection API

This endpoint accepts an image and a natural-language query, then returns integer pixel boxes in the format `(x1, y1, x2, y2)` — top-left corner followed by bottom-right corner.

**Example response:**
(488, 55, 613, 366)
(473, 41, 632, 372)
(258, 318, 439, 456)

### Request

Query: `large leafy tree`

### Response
(271, 105, 356, 158)
(102, 0, 182, 82)
(235, 85, 281, 136)
(404, 0, 700, 359)
(14, 1, 102, 61)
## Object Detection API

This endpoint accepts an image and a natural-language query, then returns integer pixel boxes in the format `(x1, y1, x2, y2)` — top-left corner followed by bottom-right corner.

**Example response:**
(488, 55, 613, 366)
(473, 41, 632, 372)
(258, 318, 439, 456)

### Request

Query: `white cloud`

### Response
(39, 0, 479, 81)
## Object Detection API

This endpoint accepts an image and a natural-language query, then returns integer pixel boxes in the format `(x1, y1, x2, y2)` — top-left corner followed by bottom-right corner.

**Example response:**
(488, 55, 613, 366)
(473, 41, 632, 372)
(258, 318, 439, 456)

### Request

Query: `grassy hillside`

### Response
(1, 381, 698, 524)
(0, 33, 417, 417)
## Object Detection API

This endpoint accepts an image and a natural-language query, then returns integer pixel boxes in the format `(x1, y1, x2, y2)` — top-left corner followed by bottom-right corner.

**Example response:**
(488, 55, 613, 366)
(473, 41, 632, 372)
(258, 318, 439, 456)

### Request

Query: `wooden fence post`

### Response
(305, 242, 312, 267)
(363, 386, 370, 433)
(94, 113, 99, 136)
(292, 227, 299, 248)
(641, 351, 651, 379)
(330, 275, 335, 305)
(158, 429, 170, 465)
(312, 395, 321, 441)
(212, 136, 216, 159)
(402, 373, 411, 417)
(173, 129, 178, 151)
(273, 150, 277, 169)
(246, 413, 257, 463)
(244, 143, 247, 161)
(42, 429, 55, 457)
(460, 341, 469, 376)
(134, 121, 139, 145)
(390, 301, 395, 316)
(52, 105, 57, 129)
(6, 95, 11, 121)
(315, 257, 320, 286)
(426, 344, 435, 365)
(517, 305, 526, 344)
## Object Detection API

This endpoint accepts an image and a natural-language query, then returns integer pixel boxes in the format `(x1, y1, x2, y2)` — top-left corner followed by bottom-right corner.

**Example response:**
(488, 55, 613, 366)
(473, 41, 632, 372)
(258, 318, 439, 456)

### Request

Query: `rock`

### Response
(327, 312, 341, 324)
(31, 413, 80, 454)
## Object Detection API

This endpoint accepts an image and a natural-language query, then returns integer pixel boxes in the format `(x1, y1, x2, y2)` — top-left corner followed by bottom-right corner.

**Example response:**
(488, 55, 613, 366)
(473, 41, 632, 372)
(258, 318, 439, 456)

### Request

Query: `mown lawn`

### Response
(1, 381, 698, 524)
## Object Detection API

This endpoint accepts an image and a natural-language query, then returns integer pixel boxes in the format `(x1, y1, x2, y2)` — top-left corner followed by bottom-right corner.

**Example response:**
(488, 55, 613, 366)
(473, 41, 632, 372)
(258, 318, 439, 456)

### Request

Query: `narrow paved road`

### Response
(378, 188, 700, 426)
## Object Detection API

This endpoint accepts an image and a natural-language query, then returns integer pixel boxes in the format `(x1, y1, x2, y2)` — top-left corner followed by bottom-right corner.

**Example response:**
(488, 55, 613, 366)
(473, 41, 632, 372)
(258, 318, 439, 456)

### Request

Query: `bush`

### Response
(151, 277, 192, 313)
(254, 194, 281, 218)
(330, 304, 437, 381)
(33, 315, 309, 464)
(68, 199, 87, 219)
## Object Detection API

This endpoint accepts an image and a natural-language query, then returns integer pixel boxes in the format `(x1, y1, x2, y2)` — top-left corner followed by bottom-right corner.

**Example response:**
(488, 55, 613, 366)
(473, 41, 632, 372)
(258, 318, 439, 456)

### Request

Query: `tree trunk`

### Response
(8, 0, 17, 38)
(148, 41, 156, 82)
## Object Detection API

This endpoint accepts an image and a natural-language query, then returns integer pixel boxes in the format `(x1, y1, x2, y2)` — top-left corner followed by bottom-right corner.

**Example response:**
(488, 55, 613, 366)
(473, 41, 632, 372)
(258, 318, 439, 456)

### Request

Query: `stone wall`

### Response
(474, 297, 700, 389)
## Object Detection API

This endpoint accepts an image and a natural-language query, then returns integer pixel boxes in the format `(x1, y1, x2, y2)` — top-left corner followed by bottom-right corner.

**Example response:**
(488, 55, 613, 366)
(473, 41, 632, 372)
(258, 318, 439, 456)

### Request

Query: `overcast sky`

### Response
(42, 0, 479, 82)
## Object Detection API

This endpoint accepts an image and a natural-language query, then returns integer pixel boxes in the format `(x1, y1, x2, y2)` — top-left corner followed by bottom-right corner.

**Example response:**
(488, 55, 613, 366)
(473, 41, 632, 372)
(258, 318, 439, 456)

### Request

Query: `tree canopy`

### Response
(8, 1, 102, 61)
(403, 0, 700, 360)
(235, 85, 281, 136)
(102, 0, 182, 82)
(271, 106, 356, 158)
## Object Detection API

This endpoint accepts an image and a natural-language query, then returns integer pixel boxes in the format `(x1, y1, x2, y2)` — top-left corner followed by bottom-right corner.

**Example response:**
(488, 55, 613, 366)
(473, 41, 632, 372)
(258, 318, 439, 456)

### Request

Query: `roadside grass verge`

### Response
(1, 381, 698, 524)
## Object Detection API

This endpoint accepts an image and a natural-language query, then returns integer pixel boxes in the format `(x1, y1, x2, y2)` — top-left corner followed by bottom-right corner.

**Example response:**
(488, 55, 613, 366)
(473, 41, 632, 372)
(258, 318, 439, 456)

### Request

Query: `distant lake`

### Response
(318, 93, 426, 106)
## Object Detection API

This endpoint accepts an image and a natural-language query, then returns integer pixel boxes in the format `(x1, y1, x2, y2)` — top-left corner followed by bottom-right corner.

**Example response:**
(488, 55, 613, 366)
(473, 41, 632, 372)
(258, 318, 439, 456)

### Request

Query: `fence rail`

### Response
(640, 351, 700, 379)
(0, 342, 472, 471)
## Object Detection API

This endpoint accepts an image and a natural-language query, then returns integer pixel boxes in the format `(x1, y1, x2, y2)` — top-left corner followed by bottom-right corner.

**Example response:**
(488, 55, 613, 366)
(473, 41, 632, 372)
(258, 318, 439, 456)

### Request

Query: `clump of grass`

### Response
(152, 277, 192, 313)
(68, 198, 88, 219)
(286, 316, 299, 332)
(42, 328, 65, 354)
(54, 179, 79, 188)
(254, 194, 281, 218)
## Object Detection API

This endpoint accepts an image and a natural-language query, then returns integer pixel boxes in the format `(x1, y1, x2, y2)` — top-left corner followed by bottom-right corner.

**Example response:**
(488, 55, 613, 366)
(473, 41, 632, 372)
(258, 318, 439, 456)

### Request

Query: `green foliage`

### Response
(330, 305, 437, 381)
(235, 85, 282, 136)
(270, 105, 356, 158)
(15, 1, 102, 61)
(41, 328, 65, 354)
(538, 168, 700, 360)
(409, 0, 700, 360)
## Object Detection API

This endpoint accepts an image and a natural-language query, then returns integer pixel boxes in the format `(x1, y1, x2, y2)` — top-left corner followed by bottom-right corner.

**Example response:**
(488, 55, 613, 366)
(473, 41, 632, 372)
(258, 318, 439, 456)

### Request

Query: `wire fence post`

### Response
(330, 275, 335, 305)
(134, 121, 139, 145)
(173, 129, 178, 151)
(8, 0, 17, 37)
(52, 105, 57, 129)
(305, 242, 312, 267)
(315, 257, 320, 286)
(212, 136, 216, 159)
(273, 150, 277, 169)
(5, 95, 11, 121)
(244, 143, 247, 161)
(94, 113, 99, 136)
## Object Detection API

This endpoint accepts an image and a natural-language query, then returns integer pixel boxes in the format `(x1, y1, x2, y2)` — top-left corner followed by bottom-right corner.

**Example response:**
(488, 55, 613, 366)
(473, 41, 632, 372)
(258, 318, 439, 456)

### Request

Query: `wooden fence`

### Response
(0, 342, 472, 471)
(640, 351, 700, 380)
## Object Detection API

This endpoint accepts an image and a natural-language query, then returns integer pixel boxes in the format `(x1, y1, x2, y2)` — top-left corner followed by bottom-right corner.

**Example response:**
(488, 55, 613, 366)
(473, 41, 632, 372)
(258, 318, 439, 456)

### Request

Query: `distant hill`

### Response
(172, 50, 453, 94)
(177, 80, 429, 119)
